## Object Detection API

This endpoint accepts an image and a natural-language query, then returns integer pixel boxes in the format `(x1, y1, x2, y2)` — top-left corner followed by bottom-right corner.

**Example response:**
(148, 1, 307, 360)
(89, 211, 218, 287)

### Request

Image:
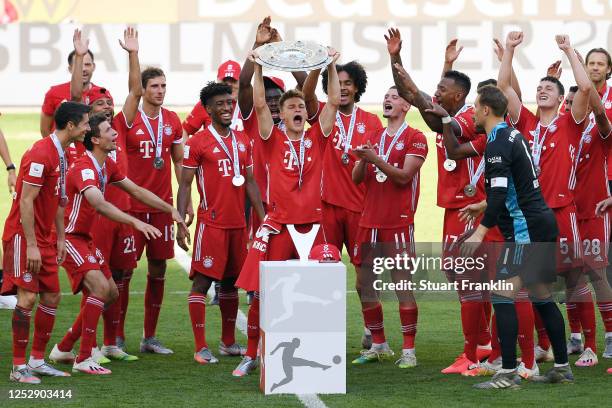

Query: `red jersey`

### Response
(3, 137, 63, 246)
(572, 120, 610, 220)
(436, 105, 485, 208)
(103, 113, 131, 211)
(513, 104, 583, 209)
(183, 127, 253, 229)
(182, 102, 242, 136)
(115, 108, 182, 213)
(65, 154, 125, 239)
(358, 125, 428, 228)
(322, 105, 383, 213)
(41, 82, 103, 117)
(594, 83, 612, 180)
(262, 121, 327, 224)
(241, 108, 273, 203)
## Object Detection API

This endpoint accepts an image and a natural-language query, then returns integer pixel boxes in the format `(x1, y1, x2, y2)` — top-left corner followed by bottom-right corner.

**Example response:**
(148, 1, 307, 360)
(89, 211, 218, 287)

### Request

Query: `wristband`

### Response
(6, 163, 15, 171)
(441, 116, 452, 124)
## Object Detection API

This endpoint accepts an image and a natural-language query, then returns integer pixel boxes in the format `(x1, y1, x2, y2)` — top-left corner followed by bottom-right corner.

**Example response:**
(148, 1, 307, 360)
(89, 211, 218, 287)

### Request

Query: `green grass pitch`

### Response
(0, 112, 609, 407)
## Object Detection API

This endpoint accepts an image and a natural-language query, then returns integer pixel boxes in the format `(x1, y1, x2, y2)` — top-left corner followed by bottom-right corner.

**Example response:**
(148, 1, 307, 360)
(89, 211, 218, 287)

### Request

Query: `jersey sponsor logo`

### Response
(29, 162, 44, 178)
(605, 101, 612, 110)
(135, 129, 145, 135)
(491, 177, 508, 188)
(164, 125, 173, 136)
(203, 256, 213, 268)
(357, 123, 366, 133)
(217, 158, 232, 176)
(533, 179, 540, 189)
(412, 142, 426, 150)
(81, 168, 95, 181)
(283, 150, 299, 170)
(139, 140, 155, 158)
(184, 145, 190, 159)
(487, 156, 502, 164)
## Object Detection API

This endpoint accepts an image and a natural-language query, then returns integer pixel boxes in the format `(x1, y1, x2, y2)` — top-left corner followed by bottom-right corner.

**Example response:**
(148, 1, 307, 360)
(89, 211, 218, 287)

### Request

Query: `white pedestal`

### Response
(259, 260, 346, 395)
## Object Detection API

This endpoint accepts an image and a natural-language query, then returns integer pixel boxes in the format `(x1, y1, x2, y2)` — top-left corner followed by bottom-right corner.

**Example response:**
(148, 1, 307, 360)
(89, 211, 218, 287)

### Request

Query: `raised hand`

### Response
(546, 60, 562, 79)
(492, 38, 505, 62)
(555, 34, 572, 52)
(392, 63, 419, 95)
(255, 16, 273, 45)
(445, 39, 464, 64)
(119, 26, 139, 53)
(424, 102, 450, 118)
(505, 31, 523, 50)
(73, 28, 89, 56)
(247, 49, 259, 64)
(384, 28, 402, 56)
(327, 47, 340, 63)
(270, 28, 282, 43)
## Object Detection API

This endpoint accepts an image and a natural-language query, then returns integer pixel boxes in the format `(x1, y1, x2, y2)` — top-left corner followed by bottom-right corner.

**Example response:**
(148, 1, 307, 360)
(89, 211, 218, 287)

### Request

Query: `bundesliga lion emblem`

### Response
(164, 125, 173, 136)
(357, 123, 366, 133)
(203, 256, 214, 268)
(304, 138, 313, 149)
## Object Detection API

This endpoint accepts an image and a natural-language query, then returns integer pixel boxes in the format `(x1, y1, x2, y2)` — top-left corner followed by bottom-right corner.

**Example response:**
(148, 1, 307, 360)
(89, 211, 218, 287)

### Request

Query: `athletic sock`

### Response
(399, 306, 418, 350)
(460, 301, 481, 362)
(76, 296, 105, 363)
(103, 299, 121, 347)
(487, 315, 501, 363)
(598, 301, 612, 332)
(478, 301, 492, 345)
(58, 311, 83, 352)
(533, 304, 551, 350)
(577, 294, 597, 352)
(188, 292, 207, 351)
(219, 287, 239, 346)
(30, 303, 57, 360)
(12, 305, 32, 366)
(144, 275, 165, 338)
(565, 302, 581, 334)
(362, 303, 385, 344)
(515, 300, 535, 369)
(117, 275, 131, 339)
(245, 293, 260, 359)
(533, 301, 568, 365)
(491, 301, 518, 370)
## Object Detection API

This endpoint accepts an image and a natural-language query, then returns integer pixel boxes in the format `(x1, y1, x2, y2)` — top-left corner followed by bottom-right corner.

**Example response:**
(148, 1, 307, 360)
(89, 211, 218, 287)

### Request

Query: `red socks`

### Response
(478, 301, 492, 345)
(58, 310, 83, 353)
(245, 293, 260, 359)
(188, 292, 207, 351)
(460, 302, 481, 362)
(598, 301, 612, 332)
(515, 300, 535, 369)
(76, 296, 105, 363)
(362, 303, 385, 344)
(117, 276, 131, 339)
(566, 303, 581, 334)
(399, 306, 418, 349)
(103, 298, 121, 347)
(31, 303, 57, 360)
(12, 305, 32, 366)
(578, 298, 597, 351)
(219, 287, 239, 346)
(144, 275, 165, 338)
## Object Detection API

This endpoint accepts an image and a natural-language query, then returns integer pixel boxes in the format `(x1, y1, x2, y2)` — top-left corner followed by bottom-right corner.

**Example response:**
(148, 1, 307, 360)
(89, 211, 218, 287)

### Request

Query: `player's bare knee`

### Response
(191, 274, 212, 294)
(17, 289, 37, 309)
(39, 291, 61, 307)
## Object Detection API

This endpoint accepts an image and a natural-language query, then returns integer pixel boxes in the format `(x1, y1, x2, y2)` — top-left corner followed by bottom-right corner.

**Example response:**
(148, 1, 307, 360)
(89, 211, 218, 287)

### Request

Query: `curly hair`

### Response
(199, 81, 233, 107)
(322, 60, 368, 103)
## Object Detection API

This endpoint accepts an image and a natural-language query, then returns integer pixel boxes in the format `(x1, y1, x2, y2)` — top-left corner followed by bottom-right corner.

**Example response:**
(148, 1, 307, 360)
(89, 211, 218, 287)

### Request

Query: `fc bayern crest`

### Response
(23, 273, 32, 283)
(357, 123, 366, 133)
(87, 255, 97, 264)
(203, 256, 214, 268)
(395, 142, 405, 150)
(238, 143, 246, 152)
(164, 125, 173, 136)
(304, 138, 313, 149)
(584, 135, 592, 143)
(548, 124, 557, 133)
(606, 101, 612, 110)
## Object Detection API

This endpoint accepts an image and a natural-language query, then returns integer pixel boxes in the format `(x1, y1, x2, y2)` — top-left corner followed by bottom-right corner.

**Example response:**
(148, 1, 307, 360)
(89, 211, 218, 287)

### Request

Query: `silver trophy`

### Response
(255, 40, 332, 72)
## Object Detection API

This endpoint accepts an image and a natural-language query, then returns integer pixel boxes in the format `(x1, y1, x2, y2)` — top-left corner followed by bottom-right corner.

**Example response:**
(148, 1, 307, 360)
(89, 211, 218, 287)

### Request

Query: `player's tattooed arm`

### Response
(246, 166, 265, 221)
(238, 16, 274, 116)
(385, 28, 417, 103)
(120, 27, 142, 126)
(319, 48, 341, 137)
(493, 38, 522, 101)
(249, 51, 274, 140)
(20, 183, 42, 273)
(70, 28, 89, 103)
(498, 31, 523, 124)
(176, 167, 196, 251)
(442, 39, 463, 77)
(556, 35, 590, 123)
(302, 68, 321, 120)
(425, 103, 477, 159)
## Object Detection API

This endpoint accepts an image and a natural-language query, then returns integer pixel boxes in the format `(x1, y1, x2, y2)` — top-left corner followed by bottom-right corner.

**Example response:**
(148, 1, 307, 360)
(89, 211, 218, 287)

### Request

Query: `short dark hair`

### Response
(477, 78, 497, 90)
(539, 76, 565, 96)
(568, 85, 579, 93)
(54, 102, 91, 130)
(477, 85, 508, 117)
(322, 61, 368, 102)
(199, 81, 232, 107)
(586, 48, 612, 80)
(444, 70, 471, 96)
(279, 89, 305, 108)
(68, 50, 94, 66)
(141, 67, 165, 89)
(83, 113, 108, 151)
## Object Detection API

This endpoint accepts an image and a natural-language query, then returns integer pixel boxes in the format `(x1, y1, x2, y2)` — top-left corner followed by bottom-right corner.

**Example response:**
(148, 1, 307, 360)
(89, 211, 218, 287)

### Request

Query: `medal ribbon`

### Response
(208, 125, 241, 180)
(139, 107, 164, 162)
(284, 132, 305, 189)
(378, 122, 408, 163)
(336, 106, 357, 157)
(50, 133, 67, 202)
(531, 115, 558, 168)
(86, 151, 107, 194)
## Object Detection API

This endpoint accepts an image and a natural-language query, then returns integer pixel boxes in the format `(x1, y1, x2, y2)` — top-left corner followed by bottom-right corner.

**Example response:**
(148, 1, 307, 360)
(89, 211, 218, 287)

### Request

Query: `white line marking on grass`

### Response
(173, 243, 328, 408)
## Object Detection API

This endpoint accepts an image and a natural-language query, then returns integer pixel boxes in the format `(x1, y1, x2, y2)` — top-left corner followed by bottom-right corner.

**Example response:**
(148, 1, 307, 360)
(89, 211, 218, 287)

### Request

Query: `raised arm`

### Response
(246, 166, 265, 222)
(497, 31, 523, 123)
(493, 38, 522, 101)
(302, 68, 321, 120)
(425, 103, 478, 159)
(250, 52, 274, 140)
(70, 28, 89, 103)
(318, 49, 341, 136)
(556, 35, 590, 123)
(119, 27, 142, 126)
(589, 86, 612, 137)
(442, 39, 463, 77)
